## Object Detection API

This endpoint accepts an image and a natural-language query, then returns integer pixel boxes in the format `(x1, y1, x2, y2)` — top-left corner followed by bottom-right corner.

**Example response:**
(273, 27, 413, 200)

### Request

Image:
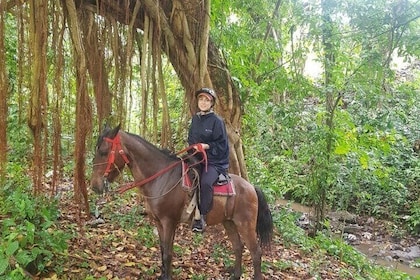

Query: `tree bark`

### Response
(0, 2, 8, 183)
(63, 0, 92, 213)
(28, 0, 48, 195)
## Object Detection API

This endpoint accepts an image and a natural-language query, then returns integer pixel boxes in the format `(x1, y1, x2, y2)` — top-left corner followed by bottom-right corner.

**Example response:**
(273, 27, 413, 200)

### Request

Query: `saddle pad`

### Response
(213, 181, 235, 197)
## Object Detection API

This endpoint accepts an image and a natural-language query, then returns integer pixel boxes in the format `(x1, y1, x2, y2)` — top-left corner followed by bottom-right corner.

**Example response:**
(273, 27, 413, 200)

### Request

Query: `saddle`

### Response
(182, 162, 236, 223)
(182, 162, 235, 196)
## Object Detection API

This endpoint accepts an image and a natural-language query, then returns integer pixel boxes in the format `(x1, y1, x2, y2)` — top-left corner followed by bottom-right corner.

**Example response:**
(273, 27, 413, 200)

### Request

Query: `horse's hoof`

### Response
(224, 266, 241, 280)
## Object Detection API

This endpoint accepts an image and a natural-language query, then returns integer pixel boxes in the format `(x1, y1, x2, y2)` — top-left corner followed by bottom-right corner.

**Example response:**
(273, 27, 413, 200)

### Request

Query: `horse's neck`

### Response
(130, 152, 181, 198)
(123, 135, 179, 186)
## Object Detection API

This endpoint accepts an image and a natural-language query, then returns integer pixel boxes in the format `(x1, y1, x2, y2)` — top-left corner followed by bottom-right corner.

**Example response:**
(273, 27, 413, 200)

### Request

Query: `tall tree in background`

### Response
(0, 2, 7, 183)
(50, 1, 65, 196)
(63, 0, 92, 213)
(28, 0, 48, 195)
(312, 0, 339, 231)
(76, 0, 247, 178)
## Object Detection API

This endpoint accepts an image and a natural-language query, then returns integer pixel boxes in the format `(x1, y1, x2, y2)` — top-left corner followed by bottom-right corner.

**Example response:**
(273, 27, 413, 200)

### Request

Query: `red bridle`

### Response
(103, 134, 130, 177)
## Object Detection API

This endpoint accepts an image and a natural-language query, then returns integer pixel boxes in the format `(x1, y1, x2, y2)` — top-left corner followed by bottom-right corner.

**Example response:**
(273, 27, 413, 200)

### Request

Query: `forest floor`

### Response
(40, 187, 419, 280)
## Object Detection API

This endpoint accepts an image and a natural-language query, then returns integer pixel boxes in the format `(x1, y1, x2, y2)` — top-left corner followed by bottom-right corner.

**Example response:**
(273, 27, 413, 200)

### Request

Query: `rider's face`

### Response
(197, 95, 212, 112)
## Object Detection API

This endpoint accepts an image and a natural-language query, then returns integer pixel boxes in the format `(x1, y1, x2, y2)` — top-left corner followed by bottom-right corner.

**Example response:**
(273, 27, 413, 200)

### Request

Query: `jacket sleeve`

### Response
(206, 118, 228, 158)
(187, 116, 197, 146)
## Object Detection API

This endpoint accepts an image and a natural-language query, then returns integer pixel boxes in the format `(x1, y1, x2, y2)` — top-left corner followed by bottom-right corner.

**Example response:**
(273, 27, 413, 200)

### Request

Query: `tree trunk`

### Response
(0, 3, 8, 183)
(77, 0, 248, 178)
(63, 0, 92, 214)
(50, 2, 65, 196)
(28, 0, 48, 195)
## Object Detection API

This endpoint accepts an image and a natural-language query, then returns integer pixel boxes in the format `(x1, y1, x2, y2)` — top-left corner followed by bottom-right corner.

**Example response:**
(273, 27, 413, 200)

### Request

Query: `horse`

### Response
(90, 124, 273, 280)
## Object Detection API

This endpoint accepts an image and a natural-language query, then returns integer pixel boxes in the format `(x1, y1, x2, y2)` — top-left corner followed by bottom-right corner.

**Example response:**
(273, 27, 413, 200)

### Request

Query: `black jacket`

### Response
(188, 112, 229, 172)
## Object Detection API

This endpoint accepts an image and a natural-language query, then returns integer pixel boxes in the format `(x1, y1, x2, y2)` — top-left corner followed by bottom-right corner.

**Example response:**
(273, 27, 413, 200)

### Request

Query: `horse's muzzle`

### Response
(103, 178, 110, 193)
(91, 177, 110, 195)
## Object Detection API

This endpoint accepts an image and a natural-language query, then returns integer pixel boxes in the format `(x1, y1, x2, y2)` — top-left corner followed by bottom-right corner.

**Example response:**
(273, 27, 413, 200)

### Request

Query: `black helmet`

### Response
(195, 87, 216, 101)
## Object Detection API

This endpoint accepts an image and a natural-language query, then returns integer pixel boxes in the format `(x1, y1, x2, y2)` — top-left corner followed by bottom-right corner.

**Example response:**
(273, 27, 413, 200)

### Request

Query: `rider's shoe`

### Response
(192, 215, 206, 233)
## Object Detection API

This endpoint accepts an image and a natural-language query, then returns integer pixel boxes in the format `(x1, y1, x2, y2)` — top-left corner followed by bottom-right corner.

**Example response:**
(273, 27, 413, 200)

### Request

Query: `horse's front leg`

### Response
(156, 219, 177, 280)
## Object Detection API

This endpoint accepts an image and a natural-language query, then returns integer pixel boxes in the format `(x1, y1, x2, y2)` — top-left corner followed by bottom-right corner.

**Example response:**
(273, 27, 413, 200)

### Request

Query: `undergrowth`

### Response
(273, 208, 420, 280)
(0, 171, 70, 279)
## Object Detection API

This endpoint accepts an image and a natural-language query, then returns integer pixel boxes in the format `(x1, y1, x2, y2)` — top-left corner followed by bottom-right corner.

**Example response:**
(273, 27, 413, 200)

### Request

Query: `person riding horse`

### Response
(91, 124, 273, 279)
(187, 87, 230, 232)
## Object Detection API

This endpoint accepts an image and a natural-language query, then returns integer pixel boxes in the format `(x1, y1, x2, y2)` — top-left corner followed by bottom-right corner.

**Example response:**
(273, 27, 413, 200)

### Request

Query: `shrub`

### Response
(0, 188, 70, 278)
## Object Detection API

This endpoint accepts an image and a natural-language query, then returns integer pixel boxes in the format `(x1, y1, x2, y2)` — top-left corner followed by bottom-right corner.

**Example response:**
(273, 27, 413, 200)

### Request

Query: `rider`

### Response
(188, 87, 230, 232)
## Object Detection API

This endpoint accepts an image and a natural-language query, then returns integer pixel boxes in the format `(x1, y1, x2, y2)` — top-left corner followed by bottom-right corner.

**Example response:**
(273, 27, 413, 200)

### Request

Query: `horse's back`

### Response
(229, 173, 259, 212)
(230, 173, 257, 194)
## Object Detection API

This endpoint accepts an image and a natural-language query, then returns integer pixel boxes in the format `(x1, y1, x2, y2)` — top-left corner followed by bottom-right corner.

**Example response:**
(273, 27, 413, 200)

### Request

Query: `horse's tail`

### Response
(255, 187, 273, 248)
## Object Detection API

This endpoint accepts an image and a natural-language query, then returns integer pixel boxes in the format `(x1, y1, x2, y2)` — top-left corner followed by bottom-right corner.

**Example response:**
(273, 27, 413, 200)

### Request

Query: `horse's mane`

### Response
(125, 132, 179, 160)
(96, 128, 179, 160)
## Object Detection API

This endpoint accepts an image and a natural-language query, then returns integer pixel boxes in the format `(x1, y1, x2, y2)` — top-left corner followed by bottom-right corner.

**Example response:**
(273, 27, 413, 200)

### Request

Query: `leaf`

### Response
(43, 273, 58, 280)
(96, 265, 107, 272)
(15, 250, 34, 266)
(5, 241, 19, 257)
(334, 141, 350, 155)
(124, 262, 136, 267)
(359, 152, 369, 169)
(7, 232, 19, 241)
(0, 257, 9, 274)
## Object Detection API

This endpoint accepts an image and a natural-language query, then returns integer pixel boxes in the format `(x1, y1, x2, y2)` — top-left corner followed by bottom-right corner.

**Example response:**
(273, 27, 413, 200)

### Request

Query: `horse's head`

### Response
(91, 124, 130, 194)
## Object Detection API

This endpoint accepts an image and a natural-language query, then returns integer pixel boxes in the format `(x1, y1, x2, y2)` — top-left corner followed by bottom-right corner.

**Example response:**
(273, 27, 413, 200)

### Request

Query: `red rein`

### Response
(103, 134, 207, 194)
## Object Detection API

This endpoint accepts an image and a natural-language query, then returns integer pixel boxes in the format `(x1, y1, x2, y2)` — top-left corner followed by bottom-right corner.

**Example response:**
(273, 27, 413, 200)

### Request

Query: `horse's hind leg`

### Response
(223, 221, 243, 280)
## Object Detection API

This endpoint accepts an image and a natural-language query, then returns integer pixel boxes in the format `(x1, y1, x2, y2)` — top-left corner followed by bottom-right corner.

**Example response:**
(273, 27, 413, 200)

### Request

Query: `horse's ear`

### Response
(108, 123, 121, 139)
(103, 122, 111, 131)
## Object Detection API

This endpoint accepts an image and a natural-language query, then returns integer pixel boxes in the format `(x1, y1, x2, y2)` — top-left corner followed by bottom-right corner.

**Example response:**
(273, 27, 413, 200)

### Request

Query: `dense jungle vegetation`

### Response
(0, 0, 419, 279)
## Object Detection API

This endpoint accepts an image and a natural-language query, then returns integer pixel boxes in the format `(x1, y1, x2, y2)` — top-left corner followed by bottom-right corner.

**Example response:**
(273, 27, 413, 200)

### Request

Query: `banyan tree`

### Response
(1, 0, 247, 210)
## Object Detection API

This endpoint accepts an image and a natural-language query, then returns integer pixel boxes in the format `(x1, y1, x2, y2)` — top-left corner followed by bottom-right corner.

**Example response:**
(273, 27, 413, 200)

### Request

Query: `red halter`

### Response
(103, 134, 130, 177)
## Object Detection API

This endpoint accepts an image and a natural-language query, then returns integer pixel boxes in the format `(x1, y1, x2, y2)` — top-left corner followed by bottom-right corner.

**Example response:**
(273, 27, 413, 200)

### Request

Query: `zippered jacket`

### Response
(188, 111, 229, 173)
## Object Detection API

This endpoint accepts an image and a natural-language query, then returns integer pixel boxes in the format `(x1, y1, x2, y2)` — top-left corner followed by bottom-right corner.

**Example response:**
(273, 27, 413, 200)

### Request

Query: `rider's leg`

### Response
(192, 165, 218, 232)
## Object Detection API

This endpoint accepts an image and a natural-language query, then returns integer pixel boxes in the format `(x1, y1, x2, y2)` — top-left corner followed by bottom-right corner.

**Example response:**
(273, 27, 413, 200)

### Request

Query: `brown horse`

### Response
(90, 125, 273, 280)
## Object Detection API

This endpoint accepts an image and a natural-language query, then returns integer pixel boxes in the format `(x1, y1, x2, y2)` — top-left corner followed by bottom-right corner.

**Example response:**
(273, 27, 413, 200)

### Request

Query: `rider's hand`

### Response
(194, 143, 209, 150)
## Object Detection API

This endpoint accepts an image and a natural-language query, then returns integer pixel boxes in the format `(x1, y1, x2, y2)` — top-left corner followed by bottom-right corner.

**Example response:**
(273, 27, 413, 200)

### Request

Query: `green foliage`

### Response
(0, 188, 70, 278)
(407, 204, 420, 234)
(245, 79, 420, 222)
(272, 206, 311, 250)
(274, 209, 417, 279)
(232, 0, 420, 231)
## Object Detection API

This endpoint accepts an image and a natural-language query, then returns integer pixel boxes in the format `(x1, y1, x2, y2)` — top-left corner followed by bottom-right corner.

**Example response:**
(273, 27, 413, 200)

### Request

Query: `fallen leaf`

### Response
(96, 265, 107, 272)
(124, 262, 136, 267)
